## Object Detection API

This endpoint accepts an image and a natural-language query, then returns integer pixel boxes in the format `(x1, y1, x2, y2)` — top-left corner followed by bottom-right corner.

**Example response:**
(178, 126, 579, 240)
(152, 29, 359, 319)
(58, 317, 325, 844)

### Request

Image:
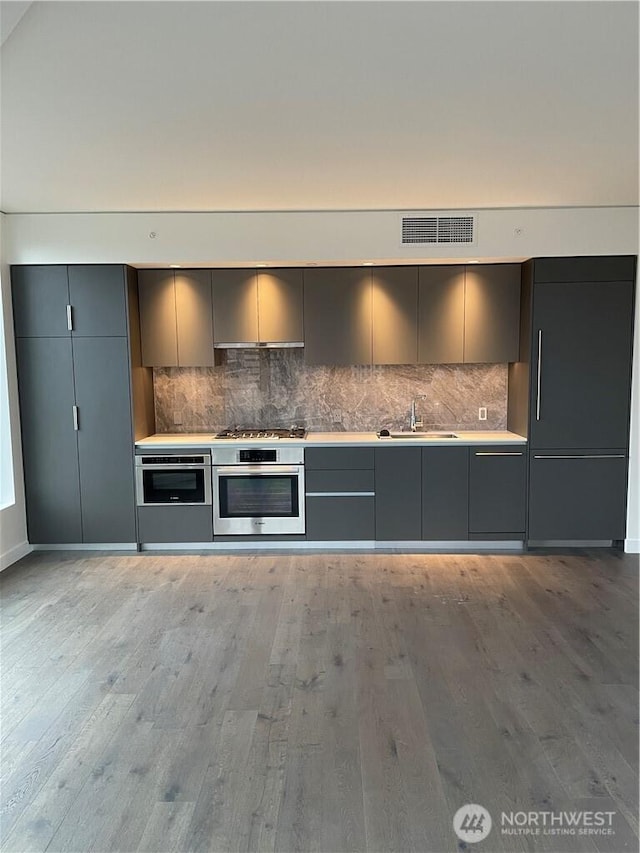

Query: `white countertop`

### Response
(136, 430, 527, 448)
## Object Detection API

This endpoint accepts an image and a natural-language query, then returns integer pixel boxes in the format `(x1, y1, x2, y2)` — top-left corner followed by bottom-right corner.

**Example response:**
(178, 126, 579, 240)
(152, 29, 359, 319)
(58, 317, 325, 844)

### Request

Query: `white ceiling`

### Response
(1, 1, 638, 214)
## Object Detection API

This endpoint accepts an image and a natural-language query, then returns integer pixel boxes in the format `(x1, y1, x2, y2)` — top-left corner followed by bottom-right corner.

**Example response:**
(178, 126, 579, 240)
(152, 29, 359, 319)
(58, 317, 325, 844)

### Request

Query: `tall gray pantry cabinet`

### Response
(12, 265, 139, 544)
(525, 256, 636, 541)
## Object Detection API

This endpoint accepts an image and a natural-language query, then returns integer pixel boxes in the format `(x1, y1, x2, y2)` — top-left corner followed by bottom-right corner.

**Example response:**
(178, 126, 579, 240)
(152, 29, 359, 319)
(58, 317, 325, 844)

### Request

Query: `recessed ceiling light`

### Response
(169, 264, 181, 268)
(468, 260, 480, 264)
(362, 262, 375, 266)
(256, 263, 268, 268)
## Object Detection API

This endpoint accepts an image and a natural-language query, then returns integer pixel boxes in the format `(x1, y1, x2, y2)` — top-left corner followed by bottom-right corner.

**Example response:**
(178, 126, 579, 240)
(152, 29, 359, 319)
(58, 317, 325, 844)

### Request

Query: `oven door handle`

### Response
(214, 465, 302, 476)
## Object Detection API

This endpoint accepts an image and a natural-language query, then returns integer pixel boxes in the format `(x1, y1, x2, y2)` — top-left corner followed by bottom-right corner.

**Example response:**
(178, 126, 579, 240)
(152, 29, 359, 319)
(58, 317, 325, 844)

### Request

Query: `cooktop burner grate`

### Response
(215, 427, 307, 440)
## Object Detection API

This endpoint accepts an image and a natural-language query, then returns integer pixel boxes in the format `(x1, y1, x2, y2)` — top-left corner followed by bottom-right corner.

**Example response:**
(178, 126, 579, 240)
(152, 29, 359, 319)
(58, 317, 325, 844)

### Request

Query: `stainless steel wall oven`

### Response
(212, 446, 305, 535)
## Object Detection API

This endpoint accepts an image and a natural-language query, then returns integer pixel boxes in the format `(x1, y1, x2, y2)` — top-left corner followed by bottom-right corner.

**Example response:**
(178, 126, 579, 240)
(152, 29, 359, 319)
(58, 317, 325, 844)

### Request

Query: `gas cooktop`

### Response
(214, 427, 307, 440)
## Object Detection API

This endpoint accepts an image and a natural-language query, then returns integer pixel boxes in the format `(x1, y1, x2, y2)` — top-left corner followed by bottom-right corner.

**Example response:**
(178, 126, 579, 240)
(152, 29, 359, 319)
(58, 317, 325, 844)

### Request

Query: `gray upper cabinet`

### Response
(175, 270, 214, 366)
(212, 269, 259, 344)
(418, 266, 465, 363)
(257, 269, 304, 343)
(12, 265, 130, 338)
(304, 267, 372, 365)
(138, 270, 178, 366)
(372, 267, 418, 364)
(463, 264, 521, 362)
(12, 265, 71, 337)
(68, 266, 128, 336)
(139, 269, 214, 366)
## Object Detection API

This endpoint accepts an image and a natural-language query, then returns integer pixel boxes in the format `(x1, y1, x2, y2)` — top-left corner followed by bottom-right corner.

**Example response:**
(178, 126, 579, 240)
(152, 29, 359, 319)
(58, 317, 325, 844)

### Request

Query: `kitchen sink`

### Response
(377, 431, 459, 439)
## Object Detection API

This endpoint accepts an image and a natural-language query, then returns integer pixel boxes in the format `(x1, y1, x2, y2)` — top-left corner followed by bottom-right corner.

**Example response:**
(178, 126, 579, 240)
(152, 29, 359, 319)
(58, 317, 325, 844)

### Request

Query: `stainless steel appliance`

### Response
(135, 454, 212, 506)
(212, 445, 305, 535)
(215, 427, 307, 440)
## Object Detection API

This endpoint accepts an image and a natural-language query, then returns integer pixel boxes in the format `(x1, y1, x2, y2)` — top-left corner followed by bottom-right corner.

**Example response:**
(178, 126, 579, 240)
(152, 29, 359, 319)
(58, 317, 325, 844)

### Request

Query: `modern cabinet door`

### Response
(68, 265, 128, 336)
(138, 270, 178, 366)
(464, 264, 521, 363)
(139, 270, 214, 366)
(73, 337, 136, 543)
(372, 267, 418, 364)
(304, 268, 372, 365)
(529, 452, 628, 540)
(11, 265, 71, 337)
(469, 447, 526, 538)
(418, 266, 465, 363)
(211, 269, 259, 344)
(15, 337, 82, 543)
(422, 446, 469, 539)
(375, 447, 422, 540)
(257, 269, 304, 343)
(175, 270, 214, 366)
(529, 279, 634, 449)
(305, 447, 375, 539)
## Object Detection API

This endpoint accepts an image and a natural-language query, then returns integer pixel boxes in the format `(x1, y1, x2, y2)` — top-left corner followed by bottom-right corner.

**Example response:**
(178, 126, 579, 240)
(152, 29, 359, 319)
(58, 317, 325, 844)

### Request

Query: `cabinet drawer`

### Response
(528, 452, 628, 540)
(306, 495, 375, 540)
(306, 469, 374, 493)
(137, 506, 214, 543)
(305, 447, 374, 470)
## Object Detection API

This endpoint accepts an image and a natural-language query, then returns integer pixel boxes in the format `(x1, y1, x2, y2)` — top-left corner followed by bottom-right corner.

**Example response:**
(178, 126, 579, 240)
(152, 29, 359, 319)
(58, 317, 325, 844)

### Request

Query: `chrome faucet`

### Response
(410, 395, 426, 431)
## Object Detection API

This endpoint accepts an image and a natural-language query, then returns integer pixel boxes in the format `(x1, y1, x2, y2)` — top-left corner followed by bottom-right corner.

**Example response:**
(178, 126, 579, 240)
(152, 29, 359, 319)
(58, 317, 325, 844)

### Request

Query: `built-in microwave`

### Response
(135, 454, 212, 506)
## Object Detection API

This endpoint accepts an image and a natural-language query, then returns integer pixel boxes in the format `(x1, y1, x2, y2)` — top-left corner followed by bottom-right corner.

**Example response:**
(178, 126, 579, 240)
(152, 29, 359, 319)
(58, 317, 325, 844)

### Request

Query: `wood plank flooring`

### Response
(1, 549, 638, 853)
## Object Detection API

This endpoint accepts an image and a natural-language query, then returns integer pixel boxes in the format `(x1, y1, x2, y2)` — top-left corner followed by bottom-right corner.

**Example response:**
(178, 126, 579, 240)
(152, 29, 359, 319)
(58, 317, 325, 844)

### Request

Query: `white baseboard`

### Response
(624, 539, 640, 554)
(0, 540, 33, 571)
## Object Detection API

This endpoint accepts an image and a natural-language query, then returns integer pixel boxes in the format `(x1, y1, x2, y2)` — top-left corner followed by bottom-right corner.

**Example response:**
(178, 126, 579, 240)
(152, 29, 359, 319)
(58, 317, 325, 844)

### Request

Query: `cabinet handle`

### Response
(66, 305, 73, 332)
(475, 452, 524, 456)
(535, 329, 542, 421)
(533, 454, 625, 460)
(72, 405, 79, 431)
(306, 492, 375, 497)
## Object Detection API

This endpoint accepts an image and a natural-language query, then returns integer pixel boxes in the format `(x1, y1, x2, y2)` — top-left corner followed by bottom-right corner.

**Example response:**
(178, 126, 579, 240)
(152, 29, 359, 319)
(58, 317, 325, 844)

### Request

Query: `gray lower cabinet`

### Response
(16, 337, 83, 543)
(422, 447, 469, 540)
(137, 506, 214, 543)
(375, 447, 422, 540)
(305, 448, 375, 540)
(468, 447, 526, 538)
(528, 452, 628, 540)
(73, 337, 136, 543)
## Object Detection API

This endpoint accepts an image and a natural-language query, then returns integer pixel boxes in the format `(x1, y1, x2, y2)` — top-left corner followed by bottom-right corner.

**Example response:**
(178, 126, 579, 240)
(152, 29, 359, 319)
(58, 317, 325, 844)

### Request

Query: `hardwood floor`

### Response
(1, 549, 638, 853)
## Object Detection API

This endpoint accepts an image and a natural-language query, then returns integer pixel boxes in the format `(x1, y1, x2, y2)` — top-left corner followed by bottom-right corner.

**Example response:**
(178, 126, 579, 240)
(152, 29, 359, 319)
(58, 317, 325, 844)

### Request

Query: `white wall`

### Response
(2, 205, 639, 564)
(0, 213, 30, 570)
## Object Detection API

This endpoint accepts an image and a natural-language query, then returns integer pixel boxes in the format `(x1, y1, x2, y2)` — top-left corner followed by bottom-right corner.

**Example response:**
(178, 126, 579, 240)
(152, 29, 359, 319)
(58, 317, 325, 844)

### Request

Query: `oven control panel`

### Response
(239, 449, 278, 463)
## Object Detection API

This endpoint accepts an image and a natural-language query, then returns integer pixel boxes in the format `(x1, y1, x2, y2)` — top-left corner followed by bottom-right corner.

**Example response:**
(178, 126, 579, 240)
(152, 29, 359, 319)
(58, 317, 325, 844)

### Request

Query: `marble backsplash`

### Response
(153, 349, 508, 433)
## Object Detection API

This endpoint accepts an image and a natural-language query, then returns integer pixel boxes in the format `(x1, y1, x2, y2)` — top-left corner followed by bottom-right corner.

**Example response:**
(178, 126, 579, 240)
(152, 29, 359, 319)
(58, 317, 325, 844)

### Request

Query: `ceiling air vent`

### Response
(401, 214, 475, 245)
